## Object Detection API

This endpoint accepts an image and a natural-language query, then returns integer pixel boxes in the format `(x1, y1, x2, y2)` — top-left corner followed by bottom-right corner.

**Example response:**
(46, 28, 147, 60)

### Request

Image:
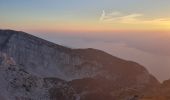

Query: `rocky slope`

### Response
(0, 52, 78, 100)
(139, 79, 170, 100)
(0, 30, 160, 100)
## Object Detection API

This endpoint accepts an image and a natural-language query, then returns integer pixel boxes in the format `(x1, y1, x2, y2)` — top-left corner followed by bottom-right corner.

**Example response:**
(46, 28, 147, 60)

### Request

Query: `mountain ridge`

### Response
(0, 29, 160, 100)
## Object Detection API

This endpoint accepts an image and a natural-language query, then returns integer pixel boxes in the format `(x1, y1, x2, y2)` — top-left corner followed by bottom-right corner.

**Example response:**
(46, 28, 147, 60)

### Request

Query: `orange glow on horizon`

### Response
(1, 18, 170, 35)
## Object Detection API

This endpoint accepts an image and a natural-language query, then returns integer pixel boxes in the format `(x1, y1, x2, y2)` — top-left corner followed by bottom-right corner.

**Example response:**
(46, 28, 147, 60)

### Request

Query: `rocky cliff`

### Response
(0, 30, 160, 100)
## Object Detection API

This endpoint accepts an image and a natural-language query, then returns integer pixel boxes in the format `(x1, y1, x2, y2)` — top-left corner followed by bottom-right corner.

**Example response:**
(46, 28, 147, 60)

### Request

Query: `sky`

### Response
(1, 0, 170, 32)
(0, 0, 170, 82)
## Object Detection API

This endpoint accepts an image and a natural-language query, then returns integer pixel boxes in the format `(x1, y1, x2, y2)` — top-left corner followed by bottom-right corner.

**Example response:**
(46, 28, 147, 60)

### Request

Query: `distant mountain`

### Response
(0, 30, 160, 100)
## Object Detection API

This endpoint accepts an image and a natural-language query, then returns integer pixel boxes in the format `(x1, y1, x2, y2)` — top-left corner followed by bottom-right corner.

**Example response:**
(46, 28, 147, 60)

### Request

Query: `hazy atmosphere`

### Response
(33, 31, 170, 82)
(1, 0, 170, 82)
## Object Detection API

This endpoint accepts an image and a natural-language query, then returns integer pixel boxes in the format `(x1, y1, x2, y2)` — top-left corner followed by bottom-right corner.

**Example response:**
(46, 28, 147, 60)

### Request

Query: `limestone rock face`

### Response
(0, 52, 78, 100)
(0, 30, 160, 100)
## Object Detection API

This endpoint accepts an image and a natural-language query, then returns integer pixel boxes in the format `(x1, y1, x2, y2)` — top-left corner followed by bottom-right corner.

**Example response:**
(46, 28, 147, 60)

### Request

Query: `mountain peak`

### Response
(0, 29, 71, 52)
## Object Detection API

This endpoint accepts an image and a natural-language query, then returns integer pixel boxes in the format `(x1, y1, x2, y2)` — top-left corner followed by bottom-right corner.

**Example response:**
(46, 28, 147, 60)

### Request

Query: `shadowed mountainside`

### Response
(0, 29, 160, 100)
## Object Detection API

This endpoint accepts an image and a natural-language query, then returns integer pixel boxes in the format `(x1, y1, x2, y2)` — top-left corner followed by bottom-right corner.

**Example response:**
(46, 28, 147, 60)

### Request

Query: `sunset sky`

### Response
(0, 0, 170, 82)
(1, 0, 170, 32)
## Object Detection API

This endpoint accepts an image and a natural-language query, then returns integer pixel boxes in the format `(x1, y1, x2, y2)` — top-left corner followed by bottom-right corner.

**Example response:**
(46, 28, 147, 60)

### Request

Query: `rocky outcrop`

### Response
(0, 29, 160, 100)
(0, 32, 80, 99)
(0, 52, 78, 100)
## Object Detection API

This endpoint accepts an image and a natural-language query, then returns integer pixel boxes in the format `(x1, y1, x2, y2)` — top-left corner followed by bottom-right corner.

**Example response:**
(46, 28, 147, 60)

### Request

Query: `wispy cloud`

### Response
(99, 10, 170, 24)
(100, 10, 121, 21)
